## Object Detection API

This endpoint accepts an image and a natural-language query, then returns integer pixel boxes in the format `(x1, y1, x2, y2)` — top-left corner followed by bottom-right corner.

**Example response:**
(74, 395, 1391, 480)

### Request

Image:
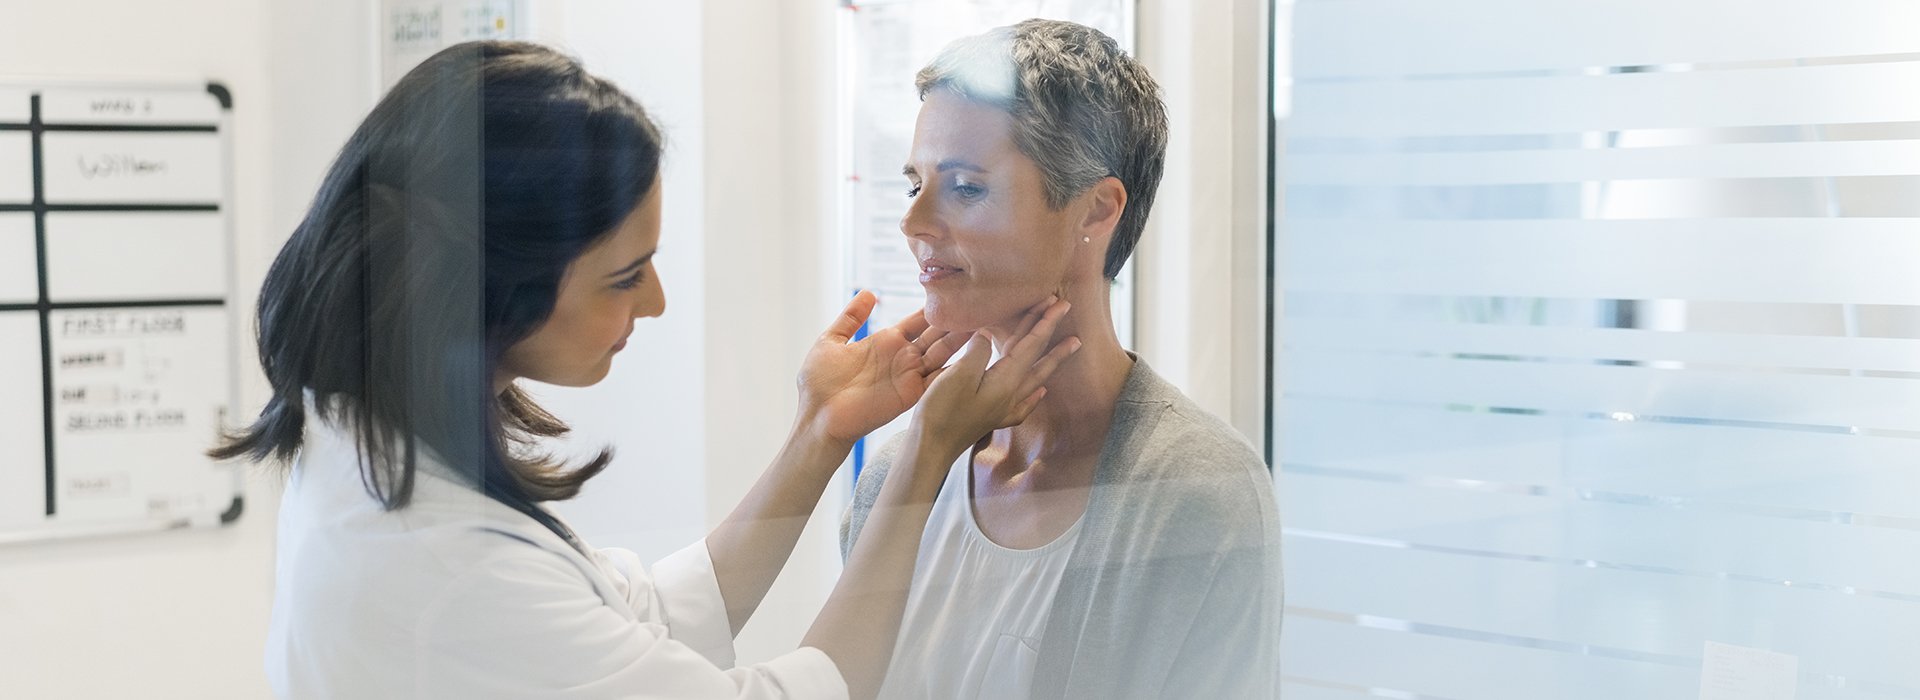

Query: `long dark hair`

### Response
(212, 41, 663, 540)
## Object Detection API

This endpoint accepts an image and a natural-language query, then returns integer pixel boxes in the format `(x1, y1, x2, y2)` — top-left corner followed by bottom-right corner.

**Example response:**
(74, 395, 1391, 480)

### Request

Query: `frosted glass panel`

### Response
(1275, 2, 1920, 698)
(1290, 63, 1920, 138)
(1294, 0, 1920, 78)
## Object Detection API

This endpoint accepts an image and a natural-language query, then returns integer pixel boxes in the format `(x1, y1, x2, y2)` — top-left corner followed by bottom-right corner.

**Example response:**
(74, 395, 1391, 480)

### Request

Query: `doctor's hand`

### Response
(910, 297, 1080, 454)
(797, 290, 971, 446)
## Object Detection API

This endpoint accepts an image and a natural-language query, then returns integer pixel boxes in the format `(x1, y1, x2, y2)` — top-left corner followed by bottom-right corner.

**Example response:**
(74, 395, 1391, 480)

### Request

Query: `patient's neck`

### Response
(982, 282, 1132, 483)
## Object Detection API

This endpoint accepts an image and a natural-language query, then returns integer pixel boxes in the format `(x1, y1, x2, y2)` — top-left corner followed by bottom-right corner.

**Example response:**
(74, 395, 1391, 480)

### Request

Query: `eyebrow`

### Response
(901, 159, 988, 178)
(606, 249, 658, 279)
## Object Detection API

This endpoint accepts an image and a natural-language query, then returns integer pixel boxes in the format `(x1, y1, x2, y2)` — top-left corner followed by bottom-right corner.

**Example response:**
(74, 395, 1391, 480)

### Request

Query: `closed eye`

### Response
(606, 249, 658, 289)
(612, 268, 647, 290)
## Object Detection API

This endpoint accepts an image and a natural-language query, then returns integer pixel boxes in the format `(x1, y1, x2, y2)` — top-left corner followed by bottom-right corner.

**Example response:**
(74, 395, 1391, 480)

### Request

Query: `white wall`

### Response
(526, 0, 715, 568)
(0, 1, 285, 697)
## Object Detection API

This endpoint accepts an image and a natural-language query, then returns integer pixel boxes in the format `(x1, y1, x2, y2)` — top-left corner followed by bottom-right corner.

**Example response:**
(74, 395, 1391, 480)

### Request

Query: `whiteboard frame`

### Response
(0, 76, 243, 546)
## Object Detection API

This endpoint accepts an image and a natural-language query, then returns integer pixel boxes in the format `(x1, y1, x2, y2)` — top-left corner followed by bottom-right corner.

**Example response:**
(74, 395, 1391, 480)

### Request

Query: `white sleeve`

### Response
(593, 540, 736, 668)
(414, 542, 848, 700)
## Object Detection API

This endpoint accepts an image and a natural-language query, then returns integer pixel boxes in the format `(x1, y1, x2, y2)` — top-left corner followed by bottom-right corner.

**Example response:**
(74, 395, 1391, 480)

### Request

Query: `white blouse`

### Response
(265, 410, 846, 699)
(875, 451, 1083, 700)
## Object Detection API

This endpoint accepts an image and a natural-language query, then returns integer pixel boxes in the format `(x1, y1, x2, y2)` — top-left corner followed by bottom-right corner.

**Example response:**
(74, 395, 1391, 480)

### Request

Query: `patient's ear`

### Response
(1076, 176, 1128, 244)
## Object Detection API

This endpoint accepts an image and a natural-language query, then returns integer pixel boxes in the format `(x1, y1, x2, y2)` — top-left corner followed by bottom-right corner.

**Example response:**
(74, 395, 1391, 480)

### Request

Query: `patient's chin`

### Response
(925, 296, 1055, 338)
(923, 298, 984, 334)
(927, 297, 1035, 336)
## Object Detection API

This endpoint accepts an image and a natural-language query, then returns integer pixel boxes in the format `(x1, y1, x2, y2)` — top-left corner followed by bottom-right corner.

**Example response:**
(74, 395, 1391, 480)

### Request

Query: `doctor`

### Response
(213, 41, 1079, 699)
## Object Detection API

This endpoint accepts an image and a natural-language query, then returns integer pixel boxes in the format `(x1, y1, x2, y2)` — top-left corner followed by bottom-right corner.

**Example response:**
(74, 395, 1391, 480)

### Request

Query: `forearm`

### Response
(800, 432, 955, 700)
(705, 412, 853, 635)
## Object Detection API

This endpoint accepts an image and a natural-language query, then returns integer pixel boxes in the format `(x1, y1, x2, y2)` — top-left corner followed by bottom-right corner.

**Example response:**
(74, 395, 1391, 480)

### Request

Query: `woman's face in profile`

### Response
(500, 179, 666, 388)
(901, 90, 1080, 334)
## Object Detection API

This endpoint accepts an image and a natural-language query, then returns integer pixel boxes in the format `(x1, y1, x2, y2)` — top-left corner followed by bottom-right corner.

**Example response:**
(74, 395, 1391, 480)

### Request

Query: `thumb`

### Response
(954, 334, 993, 376)
(822, 290, 878, 344)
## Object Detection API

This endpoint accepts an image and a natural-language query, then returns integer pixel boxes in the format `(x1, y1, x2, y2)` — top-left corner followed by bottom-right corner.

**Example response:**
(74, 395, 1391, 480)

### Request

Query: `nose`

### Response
(636, 268, 666, 319)
(900, 187, 943, 242)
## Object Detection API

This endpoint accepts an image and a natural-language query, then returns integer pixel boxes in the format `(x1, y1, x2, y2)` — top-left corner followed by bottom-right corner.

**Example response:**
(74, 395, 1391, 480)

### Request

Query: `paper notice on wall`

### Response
(1699, 641, 1798, 700)
(382, 0, 524, 88)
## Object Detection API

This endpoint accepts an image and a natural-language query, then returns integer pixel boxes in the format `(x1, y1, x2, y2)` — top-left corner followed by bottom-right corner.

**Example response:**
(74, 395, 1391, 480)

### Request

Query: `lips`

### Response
(919, 256, 963, 284)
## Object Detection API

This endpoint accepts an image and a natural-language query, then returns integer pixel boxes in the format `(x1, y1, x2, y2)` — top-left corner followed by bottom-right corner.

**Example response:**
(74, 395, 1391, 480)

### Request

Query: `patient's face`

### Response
(900, 90, 1078, 333)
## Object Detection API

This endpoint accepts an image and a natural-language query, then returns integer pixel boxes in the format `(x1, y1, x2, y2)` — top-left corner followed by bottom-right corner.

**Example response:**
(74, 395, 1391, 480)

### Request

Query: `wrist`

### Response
(904, 415, 973, 462)
(790, 407, 857, 459)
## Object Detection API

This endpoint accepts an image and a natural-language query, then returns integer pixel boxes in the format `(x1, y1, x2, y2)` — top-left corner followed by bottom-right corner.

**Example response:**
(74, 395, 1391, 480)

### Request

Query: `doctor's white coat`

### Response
(264, 412, 847, 699)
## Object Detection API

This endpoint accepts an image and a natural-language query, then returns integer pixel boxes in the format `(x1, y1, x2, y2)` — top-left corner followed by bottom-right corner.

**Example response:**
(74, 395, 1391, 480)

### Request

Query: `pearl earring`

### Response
(1082, 236, 1091, 243)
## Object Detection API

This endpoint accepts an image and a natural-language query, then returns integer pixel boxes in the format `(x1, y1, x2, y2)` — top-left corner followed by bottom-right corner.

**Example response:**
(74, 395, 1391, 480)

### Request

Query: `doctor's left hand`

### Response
(797, 290, 970, 446)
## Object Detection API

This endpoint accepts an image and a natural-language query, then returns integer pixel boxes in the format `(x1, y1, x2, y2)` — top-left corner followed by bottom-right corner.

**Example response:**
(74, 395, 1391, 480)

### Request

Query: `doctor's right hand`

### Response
(909, 297, 1080, 455)
(797, 290, 973, 447)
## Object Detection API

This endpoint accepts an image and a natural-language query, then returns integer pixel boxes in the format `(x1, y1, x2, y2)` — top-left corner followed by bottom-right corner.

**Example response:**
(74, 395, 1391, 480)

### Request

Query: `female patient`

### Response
(840, 19, 1281, 699)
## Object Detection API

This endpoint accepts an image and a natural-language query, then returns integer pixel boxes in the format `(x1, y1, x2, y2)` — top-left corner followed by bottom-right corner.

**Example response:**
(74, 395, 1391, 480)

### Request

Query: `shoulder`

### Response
(1100, 360, 1276, 541)
(280, 447, 597, 609)
(289, 502, 587, 604)
(840, 431, 907, 555)
(1113, 360, 1270, 491)
(847, 431, 909, 512)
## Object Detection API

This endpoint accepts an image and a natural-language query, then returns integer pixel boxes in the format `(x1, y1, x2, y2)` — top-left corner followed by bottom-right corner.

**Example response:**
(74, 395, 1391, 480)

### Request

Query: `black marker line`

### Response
(5, 204, 220, 213)
(50, 299, 224, 311)
(41, 124, 218, 133)
(46, 204, 220, 213)
(31, 94, 54, 516)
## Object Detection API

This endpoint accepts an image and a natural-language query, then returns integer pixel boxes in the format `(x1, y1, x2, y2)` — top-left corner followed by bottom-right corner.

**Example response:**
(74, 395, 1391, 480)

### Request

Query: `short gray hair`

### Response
(915, 19, 1168, 280)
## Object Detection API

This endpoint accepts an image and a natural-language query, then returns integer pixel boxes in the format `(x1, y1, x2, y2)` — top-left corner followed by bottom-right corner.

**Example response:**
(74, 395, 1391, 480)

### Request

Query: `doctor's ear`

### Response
(1076, 176, 1127, 244)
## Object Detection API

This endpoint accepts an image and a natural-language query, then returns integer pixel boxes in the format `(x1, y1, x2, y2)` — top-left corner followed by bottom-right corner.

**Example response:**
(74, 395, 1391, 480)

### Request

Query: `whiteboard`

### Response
(46, 212, 228, 302)
(48, 308, 232, 522)
(42, 132, 226, 205)
(0, 312, 45, 531)
(0, 133, 31, 203)
(838, 0, 1137, 473)
(0, 79, 240, 544)
(0, 214, 34, 303)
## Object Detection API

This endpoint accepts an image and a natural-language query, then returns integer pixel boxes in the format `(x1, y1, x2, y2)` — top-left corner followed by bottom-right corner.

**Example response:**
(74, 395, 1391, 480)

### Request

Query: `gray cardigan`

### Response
(841, 358, 1282, 699)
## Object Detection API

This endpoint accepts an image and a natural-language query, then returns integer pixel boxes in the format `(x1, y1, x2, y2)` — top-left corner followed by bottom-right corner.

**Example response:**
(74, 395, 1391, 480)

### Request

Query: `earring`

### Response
(1082, 236, 1091, 243)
